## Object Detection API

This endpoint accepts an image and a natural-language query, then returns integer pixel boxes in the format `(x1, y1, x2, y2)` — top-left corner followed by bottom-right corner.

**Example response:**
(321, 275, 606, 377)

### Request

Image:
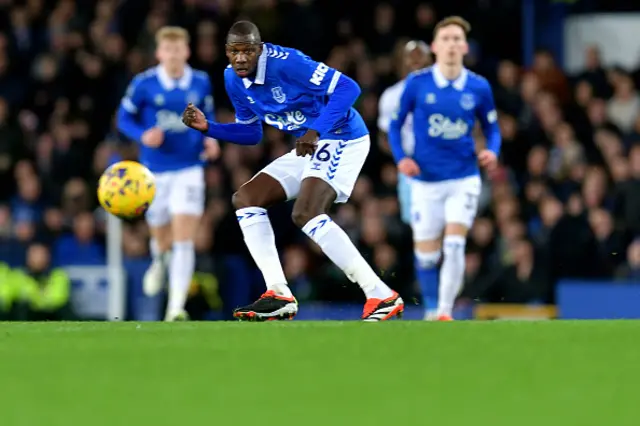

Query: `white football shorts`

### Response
(410, 175, 482, 241)
(258, 135, 370, 203)
(145, 165, 205, 227)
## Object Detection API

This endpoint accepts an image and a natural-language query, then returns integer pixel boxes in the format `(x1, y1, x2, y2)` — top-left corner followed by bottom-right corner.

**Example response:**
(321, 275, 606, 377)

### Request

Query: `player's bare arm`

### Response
(295, 129, 320, 157)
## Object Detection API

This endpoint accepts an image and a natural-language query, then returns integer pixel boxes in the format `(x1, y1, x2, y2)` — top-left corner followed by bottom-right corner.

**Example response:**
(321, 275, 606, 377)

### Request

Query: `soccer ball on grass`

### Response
(97, 161, 156, 219)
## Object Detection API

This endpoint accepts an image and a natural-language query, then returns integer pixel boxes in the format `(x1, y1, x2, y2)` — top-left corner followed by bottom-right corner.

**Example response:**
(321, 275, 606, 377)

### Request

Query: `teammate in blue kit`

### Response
(377, 40, 434, 316)
(388, 16, 501, 321)
(117, 27, 220, 321)
(182, 21, 404, 322)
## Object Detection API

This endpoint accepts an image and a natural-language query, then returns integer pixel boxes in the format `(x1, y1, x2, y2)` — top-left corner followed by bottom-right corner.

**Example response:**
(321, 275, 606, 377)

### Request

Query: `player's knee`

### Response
(291, 200, 325, 228)
(150, 224, 172, 251)
(414, 239, 442, 253)
(232, 189, 253, 210)
(444, 223, 469, 238)
(171, 216, 199, 242)
(231, 191, 243, 209)
(155, 236, 172, 253)
(291, 207, 313, 228)
(232, 182, 278, 210)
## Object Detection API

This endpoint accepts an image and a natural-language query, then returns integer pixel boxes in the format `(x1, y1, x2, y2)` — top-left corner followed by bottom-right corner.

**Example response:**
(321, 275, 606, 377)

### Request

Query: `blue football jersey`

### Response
(224, 43, 368, 140)
(117, 65, 214, 173)
(389, 65, 501, 182)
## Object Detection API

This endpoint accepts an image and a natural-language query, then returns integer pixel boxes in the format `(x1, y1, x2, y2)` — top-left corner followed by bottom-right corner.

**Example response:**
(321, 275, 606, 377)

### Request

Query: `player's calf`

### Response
(232, 173, 293, 300)
(438, 232, 467, 318)
(164, 215, 199, 321)
(294, 177, 401, 319)
(144, 224, 172, 297)
(415, 247, 441, 319)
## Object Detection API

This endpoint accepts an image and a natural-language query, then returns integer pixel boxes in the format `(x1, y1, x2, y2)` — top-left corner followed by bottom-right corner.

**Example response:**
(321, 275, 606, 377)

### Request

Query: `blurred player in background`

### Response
(377, 40, 434, 317)
(389, 16, 501, 321)
(183, 21, 404, 322)
(117, 27, 220, 321)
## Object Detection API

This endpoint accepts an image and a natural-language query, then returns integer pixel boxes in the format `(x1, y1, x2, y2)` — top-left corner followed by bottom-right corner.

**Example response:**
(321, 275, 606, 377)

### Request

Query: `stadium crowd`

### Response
(0, 0, 639, 319)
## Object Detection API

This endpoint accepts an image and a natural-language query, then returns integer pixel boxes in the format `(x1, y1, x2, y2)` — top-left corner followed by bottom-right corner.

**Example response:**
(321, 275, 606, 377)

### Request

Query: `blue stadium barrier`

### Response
(557, 280, 640, 319)
(65, 260, 163, 321)
(64, 260, 477, 321)
(64, 265, 110, 319)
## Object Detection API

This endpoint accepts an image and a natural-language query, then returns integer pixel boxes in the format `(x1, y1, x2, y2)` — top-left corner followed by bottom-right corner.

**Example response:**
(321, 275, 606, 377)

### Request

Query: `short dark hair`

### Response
(227, 21, 261, 43)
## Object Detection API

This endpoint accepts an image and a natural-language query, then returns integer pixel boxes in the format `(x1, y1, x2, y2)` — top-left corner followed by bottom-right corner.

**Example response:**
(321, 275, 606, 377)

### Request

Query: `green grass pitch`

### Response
(0, 320, 638, 426)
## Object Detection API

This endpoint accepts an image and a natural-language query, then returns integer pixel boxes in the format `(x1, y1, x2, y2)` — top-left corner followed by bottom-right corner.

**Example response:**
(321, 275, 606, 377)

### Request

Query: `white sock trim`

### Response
(301, 214, 333, 240)
(172, 240, 194, 251)
(443, 234, 466, 247)
(415, 250, 441, 269)
(236, 207, 269, 227)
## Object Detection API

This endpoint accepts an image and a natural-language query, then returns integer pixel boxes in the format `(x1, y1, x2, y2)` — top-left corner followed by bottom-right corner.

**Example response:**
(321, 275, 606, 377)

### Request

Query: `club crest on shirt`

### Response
(271, 86, 286, 104)
(460, 93, 475, 110)
(186, 91, 200, 105)
(154, 94, 165, 106)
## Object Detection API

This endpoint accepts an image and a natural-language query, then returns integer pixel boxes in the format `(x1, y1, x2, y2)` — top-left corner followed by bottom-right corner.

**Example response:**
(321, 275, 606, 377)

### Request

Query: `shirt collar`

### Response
(432, 64, 468, 91)
(156, 65, 193, 90)
(242, 47, 268, 89)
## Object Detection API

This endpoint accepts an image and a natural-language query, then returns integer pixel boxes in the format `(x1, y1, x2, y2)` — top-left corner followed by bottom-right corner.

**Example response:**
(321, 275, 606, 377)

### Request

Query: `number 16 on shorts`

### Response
(303, 135, 371, 203)
(310, 141, 342, 175)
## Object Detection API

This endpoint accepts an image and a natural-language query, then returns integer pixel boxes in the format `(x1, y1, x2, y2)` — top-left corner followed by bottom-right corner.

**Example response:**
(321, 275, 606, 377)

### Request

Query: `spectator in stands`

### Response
(578, 46, 610, 98)
(531, 49, 570, 104)
(616, 144, 640, 236)
(607, 74, 640, 134)
(478, 238, 547, 303)
(0, 262, 15, 320)
(0, 97, 26, 201)
(589, 208, 626, 275)
(13, 243, 72, 320)
(617, 238, 640, 281)
(53, 211, 105, 266)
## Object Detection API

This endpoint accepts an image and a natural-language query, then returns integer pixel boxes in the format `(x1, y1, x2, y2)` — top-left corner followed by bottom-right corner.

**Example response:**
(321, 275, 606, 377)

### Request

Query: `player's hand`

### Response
(141, 127, 164, 148)
(398, 158, 420, 177)
(295, 129, 320, 157)
(201, 137, 221, 161)
(182, 103, 209, 132)
(478, 149, 498, 172)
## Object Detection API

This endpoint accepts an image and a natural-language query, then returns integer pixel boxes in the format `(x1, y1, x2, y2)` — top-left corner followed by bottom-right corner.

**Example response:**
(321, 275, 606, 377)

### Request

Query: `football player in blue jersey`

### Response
(117, 27, 220, 321)
(183, 21, 404, 322)
(388, 16, 501, 321)
(377, 40, 435, 318)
